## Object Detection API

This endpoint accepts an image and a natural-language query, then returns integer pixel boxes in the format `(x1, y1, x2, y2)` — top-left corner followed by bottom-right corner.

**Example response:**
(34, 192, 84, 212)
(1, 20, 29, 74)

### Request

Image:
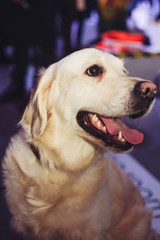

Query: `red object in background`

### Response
(101, 30, 145, 43)
(95, 41, 128, 52)
(94, 30, 146, 54)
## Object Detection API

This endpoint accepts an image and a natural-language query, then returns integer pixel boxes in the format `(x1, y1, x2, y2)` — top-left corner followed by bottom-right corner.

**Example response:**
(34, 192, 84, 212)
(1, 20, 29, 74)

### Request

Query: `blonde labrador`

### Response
(2, 48, 159, 240)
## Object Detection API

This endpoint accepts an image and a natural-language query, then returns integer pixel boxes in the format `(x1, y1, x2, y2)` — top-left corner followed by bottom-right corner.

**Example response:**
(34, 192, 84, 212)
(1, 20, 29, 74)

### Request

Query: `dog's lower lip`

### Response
(129, 109, 147, 119)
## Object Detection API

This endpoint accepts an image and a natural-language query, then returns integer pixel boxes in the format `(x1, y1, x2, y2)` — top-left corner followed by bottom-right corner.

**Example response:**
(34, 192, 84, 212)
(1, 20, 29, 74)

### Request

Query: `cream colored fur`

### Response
(2, 48, 160, 240)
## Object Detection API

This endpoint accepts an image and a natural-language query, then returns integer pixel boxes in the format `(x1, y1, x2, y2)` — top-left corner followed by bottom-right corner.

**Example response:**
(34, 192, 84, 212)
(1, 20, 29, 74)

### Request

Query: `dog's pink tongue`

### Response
(101, 118, 144, 144)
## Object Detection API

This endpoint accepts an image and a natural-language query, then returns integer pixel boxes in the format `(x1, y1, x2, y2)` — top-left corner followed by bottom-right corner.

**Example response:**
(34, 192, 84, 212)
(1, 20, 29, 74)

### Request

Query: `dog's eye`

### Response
(86, 65, 103, 77)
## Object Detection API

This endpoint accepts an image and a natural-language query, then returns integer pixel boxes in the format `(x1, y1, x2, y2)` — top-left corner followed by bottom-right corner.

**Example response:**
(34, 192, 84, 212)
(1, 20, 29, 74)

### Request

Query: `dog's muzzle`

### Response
(76, 81, 157, 153)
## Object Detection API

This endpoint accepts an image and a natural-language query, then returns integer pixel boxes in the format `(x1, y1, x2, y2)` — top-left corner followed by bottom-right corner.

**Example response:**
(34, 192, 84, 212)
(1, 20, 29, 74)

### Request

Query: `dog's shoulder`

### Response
(3, 129, 39, 179)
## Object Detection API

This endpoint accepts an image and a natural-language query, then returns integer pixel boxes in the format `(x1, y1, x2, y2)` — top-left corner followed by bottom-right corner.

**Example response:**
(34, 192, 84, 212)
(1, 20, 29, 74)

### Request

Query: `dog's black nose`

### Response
(134, 81, 157, 101)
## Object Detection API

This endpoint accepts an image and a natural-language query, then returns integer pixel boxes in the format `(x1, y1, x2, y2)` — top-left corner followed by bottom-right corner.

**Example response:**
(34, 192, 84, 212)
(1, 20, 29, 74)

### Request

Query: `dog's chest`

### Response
(35, 190, 108, 240)
(25, 169, 108, 238)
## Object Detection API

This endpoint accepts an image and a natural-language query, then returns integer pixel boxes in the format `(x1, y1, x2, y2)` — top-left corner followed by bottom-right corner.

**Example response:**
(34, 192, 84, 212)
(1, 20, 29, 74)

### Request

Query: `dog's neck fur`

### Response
(30, 143, 41, 162)
(25, 131, 107, 209)
(31, 138, 102, 174)
(30, 118, 103, 173)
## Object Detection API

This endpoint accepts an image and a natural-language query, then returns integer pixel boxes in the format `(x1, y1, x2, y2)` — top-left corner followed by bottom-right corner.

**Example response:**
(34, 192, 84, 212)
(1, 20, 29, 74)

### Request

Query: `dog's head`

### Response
(21, 48, 157, 154)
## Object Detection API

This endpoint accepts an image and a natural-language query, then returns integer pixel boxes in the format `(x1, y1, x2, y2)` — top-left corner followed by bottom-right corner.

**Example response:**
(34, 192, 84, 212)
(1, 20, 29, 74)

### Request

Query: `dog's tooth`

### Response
(102, 126, 107, 132)
(92, 114, 98, 122)
(121, 138, 126, 143)
(95, 116, 99, 122)
(98, 121, 101, 127)
(118, 131, 122, 140)
(117, 131, 126, 142)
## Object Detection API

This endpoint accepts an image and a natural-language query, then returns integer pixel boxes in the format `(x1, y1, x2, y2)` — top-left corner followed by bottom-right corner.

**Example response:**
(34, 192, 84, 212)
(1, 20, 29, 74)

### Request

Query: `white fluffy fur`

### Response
(2, 48, 160, 240)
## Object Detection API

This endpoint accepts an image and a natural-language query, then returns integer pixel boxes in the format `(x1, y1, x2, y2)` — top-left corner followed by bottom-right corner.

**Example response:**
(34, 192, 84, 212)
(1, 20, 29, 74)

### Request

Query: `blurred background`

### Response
(0, 0, 160, 239)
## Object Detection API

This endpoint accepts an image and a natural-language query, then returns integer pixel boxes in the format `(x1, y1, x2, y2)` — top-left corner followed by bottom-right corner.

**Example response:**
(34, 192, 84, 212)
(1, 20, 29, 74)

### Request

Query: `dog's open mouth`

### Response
(77, 111, 144, 151)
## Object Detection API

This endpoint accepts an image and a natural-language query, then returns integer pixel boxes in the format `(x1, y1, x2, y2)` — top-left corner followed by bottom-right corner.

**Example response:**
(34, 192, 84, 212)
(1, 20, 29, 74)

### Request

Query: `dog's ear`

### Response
(20, 64, 57, 140)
